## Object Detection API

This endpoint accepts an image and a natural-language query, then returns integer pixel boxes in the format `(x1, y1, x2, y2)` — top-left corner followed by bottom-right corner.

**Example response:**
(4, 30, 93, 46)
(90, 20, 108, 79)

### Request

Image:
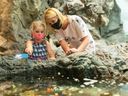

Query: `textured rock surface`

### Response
(0, 43, 128, 82)
(0, 0, 127, 82)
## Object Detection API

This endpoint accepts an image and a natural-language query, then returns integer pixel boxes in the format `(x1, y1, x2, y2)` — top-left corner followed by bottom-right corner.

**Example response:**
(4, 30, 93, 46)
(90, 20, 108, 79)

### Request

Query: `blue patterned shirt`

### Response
(29, 42, 47, 60)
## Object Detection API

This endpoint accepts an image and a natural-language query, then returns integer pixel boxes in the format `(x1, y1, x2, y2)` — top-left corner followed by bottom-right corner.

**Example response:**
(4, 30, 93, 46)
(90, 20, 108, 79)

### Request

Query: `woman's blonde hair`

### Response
(30, 20, 46, 34)
(43, 8, 65, 35)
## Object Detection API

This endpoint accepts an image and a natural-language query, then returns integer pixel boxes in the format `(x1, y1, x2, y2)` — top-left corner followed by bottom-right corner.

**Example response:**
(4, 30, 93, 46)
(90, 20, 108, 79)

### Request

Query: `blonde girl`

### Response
(25, 20, 55, 61)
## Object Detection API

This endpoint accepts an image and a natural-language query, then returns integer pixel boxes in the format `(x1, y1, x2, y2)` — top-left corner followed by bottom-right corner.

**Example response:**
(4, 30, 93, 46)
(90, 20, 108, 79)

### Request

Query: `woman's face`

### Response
(48, 16, 58, 25)
(47, 16, 62, 29)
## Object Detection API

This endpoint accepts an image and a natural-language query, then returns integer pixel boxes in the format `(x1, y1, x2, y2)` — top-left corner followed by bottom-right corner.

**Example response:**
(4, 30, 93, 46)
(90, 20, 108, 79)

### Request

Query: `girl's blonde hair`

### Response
(30, 20, 46, 34)
(43, 8, 65, 35)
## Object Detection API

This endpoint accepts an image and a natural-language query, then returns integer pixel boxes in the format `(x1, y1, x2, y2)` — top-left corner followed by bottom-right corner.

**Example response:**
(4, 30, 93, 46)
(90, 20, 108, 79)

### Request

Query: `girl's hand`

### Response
(49, 57, 56, 61)
(25, 40, 33, 55)
(25, 47, 33, 55)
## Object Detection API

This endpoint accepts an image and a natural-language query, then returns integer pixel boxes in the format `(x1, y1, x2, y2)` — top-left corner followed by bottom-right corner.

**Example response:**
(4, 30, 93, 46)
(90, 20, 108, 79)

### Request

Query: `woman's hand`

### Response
(78, 36, 89, 52)
(66, 48, 78, 55)
(70, 48, 79, 53)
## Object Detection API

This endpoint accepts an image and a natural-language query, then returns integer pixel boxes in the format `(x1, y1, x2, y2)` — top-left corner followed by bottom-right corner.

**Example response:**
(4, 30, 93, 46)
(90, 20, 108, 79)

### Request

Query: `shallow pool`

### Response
(0, 76, 128, 96)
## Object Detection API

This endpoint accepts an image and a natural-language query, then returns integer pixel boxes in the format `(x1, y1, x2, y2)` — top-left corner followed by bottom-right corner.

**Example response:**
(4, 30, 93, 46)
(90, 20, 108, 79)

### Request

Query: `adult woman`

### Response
(43, 8, 95, 55)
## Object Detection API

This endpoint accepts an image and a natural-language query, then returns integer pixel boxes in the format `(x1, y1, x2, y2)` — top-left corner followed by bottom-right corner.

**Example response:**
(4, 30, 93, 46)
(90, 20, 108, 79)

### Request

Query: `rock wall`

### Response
(0, 0, 121, 55)
(0, 0, 48, 55)
(100, 0, 121, 37)
(0, 43, 128, 82)
(0, 0, 14, 55)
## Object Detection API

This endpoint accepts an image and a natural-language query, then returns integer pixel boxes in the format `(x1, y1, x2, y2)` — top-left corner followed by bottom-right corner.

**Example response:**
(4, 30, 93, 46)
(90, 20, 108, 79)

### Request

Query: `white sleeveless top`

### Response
(55, 15, 95, 53)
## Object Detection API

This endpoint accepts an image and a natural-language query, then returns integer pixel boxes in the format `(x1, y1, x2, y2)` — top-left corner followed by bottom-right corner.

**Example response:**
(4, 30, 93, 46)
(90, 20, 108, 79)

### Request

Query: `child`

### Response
(25, 20, 55, 61)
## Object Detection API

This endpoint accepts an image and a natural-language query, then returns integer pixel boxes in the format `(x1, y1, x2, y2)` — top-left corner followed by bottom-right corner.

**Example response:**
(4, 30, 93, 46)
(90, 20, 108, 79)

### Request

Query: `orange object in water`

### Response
(54, 93, 59, 96)
(100, 92, 112, 96)
(46, 88, 53, 94)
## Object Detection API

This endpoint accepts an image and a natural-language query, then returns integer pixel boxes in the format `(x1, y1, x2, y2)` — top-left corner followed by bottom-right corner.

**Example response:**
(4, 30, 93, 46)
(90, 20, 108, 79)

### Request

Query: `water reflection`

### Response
(119, 84, 128, 96)
(0, 76, 127, 96)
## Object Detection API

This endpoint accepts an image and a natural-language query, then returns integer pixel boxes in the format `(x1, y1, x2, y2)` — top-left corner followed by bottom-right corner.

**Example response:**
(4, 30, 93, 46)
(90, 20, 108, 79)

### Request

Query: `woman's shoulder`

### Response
(68, 15, 82, 22)
(68, 15, 80, 18)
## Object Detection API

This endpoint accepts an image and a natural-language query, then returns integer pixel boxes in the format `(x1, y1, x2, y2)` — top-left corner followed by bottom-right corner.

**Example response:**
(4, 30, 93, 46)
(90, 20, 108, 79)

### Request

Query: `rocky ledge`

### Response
(0, 43, 128, 83)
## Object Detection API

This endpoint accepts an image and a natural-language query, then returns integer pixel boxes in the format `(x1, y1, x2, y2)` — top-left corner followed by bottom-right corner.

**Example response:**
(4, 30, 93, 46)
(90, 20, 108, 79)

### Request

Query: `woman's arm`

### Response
(59, 39, 72, 55)
(70, 15, 90, 53)
(59, 37, 89, 54)
(69, 36, 89, 53)
(77, 36, 89, 51)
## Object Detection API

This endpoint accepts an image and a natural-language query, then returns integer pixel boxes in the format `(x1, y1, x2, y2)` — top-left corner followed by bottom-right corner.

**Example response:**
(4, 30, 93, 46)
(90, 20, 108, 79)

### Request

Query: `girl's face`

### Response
(32, 26, 45, 42)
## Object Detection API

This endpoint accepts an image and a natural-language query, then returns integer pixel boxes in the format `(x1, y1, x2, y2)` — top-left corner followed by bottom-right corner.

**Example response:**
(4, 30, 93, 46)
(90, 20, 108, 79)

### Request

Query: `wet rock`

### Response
(0, 0, 127, 83)
(0, 43, 128, 82)
(0, 54, 112, 81)
(66, 0, 84, 14)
